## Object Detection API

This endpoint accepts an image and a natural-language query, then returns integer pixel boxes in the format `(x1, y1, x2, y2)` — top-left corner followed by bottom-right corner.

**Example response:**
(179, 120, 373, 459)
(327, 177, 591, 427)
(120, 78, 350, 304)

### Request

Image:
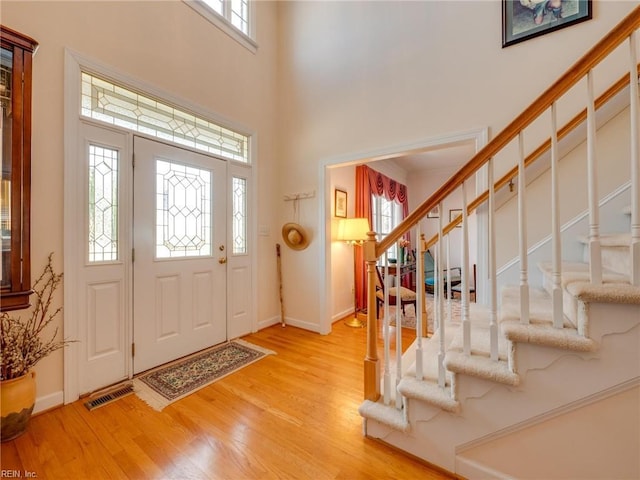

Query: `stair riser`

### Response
(583, 245, 631, 277)
(541, 270, 581, 326)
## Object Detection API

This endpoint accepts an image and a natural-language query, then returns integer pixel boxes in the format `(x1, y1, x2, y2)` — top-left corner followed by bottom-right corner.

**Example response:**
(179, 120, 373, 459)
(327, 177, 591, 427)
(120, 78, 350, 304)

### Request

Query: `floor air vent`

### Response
(84, 382, 134, 411)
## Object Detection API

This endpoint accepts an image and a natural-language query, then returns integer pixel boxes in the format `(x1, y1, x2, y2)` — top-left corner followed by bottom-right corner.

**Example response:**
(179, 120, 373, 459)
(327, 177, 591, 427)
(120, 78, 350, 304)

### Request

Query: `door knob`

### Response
(218, 257, 227, 264)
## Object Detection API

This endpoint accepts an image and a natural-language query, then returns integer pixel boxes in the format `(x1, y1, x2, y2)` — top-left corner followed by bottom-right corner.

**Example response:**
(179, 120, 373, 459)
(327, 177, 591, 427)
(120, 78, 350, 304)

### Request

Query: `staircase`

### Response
(358, 8, 640, 479)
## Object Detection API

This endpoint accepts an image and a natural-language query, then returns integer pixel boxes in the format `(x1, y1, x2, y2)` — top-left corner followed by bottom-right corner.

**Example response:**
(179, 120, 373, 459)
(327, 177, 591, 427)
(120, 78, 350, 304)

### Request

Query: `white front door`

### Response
(133, 137, 228, 374)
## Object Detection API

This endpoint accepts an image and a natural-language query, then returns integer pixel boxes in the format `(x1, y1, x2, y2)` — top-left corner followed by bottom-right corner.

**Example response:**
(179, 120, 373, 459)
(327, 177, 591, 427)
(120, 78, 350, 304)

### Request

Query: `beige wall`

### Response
(2, 0, 280, 399)
(278, 1, 638, 329)
(459, 386, 640, 479)
(495, 105, 633, 266)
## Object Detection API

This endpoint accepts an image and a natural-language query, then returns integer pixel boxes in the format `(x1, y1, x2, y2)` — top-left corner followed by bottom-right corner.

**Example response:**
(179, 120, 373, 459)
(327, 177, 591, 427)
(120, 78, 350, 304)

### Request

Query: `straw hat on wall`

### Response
(282, 223, 309, 250)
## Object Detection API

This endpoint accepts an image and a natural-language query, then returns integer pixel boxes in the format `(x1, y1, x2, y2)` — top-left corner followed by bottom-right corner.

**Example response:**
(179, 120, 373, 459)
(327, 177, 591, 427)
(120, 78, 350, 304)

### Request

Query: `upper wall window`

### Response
(184, 0, 256, 53)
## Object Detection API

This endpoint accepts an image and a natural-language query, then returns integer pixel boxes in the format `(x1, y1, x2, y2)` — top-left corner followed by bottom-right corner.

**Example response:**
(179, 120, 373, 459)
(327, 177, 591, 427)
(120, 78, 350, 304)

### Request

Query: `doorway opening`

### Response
(321, 128, 488, 335)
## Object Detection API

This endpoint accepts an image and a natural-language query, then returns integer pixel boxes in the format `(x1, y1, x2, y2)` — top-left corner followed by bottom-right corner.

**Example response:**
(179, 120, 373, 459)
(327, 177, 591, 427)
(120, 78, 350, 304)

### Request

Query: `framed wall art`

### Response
(427, 205, 440, 219)
(335, 189, 347, 218)
(502, 0, 592, 48)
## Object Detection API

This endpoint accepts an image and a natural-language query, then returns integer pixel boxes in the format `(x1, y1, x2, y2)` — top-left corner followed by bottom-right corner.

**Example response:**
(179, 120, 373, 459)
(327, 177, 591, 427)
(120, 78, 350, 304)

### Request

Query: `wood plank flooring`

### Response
(1, 320, 454, 479)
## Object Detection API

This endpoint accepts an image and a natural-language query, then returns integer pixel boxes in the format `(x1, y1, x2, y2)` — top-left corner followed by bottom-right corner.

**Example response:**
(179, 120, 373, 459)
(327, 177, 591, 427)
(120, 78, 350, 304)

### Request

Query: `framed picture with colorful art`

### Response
(502, 0, 592, 48)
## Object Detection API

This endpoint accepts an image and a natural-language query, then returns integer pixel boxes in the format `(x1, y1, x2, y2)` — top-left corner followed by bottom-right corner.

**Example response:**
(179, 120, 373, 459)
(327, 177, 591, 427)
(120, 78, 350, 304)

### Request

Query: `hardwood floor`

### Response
(1, 320, 454, 479)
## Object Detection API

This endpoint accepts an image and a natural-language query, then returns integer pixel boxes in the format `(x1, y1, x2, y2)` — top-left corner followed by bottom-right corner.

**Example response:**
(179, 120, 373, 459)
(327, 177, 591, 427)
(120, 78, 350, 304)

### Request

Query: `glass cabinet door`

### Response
(1, 46, 12, 291)
(0, 26, 37, 311)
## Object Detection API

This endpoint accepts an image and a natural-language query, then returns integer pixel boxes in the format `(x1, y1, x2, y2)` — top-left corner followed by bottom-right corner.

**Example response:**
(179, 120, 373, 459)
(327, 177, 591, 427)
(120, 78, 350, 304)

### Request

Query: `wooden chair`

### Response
(450, 264, 476, 302)
(375, 266, 417, 319)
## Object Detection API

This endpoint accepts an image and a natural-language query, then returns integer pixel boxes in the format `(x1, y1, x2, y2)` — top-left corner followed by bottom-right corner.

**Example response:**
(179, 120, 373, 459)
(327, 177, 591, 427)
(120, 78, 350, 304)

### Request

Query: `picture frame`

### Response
(449, 209, 463, 227)
(427, 205, 440, 219)
(335, 189, 347, 218)
(502, 0, 592, 48)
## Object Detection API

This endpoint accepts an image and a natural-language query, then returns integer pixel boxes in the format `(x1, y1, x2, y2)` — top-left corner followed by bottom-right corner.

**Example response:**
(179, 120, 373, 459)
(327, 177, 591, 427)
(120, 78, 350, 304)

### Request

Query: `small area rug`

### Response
(133, 339, 275, 411)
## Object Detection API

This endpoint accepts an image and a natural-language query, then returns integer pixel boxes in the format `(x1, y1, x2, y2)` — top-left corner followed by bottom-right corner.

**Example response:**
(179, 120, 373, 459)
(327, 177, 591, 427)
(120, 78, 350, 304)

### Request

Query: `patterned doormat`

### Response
(133, 339, 275, 411)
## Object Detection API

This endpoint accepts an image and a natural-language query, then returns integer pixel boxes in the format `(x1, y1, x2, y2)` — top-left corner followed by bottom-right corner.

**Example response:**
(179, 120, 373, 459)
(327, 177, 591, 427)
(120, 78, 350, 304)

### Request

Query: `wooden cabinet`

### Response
(1, 26, 38, 311)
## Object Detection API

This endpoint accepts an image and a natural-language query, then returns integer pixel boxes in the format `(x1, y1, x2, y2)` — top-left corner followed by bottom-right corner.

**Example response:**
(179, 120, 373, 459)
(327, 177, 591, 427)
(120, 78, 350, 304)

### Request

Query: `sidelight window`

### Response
(88, 145, 120, 262)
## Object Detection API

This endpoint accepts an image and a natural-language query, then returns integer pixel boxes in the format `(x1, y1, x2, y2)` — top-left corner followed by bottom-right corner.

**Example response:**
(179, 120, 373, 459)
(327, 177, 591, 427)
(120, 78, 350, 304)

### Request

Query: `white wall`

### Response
(2, 0, 280, 400)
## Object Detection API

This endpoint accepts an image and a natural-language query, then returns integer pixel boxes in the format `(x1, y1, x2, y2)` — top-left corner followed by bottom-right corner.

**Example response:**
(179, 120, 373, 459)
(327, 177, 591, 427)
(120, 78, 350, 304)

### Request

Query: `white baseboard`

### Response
(257, 315, 323, 333)
(34, 390, 64, 414)
(456, 456, 514, 480)
(333, 307, 354, 323)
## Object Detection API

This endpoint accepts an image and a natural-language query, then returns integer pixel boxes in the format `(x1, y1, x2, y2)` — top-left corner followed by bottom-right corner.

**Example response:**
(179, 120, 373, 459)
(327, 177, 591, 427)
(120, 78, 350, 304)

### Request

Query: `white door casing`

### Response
(132, 137, 228, 374)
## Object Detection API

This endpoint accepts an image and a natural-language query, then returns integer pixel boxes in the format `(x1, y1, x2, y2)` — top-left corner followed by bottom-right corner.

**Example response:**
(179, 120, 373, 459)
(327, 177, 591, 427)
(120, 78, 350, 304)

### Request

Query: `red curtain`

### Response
(354, 165, 410, 310)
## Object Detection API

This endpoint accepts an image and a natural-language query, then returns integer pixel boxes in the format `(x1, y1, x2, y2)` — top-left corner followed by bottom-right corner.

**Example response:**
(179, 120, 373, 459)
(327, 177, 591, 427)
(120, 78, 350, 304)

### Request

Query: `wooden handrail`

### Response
(376, 5, 640, 258)
(421, 63, 640, 251)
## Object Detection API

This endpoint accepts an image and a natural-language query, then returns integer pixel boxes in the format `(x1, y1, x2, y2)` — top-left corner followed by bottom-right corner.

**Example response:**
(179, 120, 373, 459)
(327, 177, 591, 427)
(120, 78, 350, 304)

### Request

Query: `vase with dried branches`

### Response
(1, 253, 70, 441)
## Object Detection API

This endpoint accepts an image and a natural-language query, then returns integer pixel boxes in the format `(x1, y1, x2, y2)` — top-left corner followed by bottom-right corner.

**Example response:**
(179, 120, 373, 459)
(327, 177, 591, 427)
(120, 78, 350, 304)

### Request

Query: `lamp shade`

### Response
(337, 217, 370, 243)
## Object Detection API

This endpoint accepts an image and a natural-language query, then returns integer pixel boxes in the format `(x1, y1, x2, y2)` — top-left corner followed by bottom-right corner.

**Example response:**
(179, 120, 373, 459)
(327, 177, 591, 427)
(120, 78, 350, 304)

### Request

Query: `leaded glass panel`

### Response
(232, 176, 247, 254)
(89, 145, 119, 262)
(156, 160, 212, 258)
(81, 72, 249, 163)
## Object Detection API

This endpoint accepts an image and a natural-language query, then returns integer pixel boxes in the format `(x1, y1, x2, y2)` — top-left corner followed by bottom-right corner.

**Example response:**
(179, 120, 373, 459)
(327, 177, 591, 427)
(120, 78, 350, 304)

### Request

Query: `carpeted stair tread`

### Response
(576, 232, 631, 247)
(500, 322, 597, 352)
(500, 285, 575, 328)
(538, 261, 630, 287)
(565, 281, 640, 305)
(444, 350, 519, 386)
(397, 377, 460, 413)
(358, 399, 410, 432)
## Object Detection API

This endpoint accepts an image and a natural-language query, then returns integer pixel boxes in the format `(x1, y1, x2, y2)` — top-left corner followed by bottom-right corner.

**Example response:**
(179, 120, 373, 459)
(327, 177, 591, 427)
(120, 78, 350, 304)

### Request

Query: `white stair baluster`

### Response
(437, 206, 446, 388)
(383, 255, 391, 405)
(587, 69, 603, 285)
(395, 253, 403, 410)
(551, 102, 564, 328)
(415, 225, 424, 381)
(518, 131, 530, 325)
(488, 158, 499, 361)
(630, 31, 640, 286)
(461, 180, 471, 356)
(446, 236, 452, 325)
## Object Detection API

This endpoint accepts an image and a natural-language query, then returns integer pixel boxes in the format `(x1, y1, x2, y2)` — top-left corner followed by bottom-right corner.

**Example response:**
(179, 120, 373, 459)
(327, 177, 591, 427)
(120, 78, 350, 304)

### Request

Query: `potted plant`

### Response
(1, 253, 69, 441)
